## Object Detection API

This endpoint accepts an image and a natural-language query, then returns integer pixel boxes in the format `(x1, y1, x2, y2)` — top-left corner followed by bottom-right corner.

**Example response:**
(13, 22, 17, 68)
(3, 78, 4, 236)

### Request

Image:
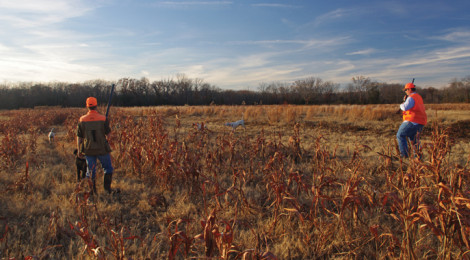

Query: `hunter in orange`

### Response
(77, 97, 117, 194)
(396, 82, 427, 158)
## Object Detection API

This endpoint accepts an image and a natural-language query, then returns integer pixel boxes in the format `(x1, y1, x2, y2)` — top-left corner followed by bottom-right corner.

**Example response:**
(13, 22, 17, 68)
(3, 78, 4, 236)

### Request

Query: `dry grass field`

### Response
(1, 104, 470, 259)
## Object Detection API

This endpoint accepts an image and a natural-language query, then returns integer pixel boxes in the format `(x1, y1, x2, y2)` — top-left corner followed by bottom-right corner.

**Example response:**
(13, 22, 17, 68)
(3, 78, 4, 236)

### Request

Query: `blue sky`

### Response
(1, 0, 470, 90)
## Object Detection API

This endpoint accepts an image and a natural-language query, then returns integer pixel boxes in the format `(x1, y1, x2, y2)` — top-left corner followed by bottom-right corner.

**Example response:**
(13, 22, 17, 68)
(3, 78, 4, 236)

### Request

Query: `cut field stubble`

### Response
(0, 104, 469, 259)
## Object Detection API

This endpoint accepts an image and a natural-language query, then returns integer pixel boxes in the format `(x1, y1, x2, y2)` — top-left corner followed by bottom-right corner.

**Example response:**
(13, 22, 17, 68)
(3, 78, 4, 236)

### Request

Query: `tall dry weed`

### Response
(283, 106, 300, 124)
(244, 106, 264, 120)
(267, 106, 283, 124)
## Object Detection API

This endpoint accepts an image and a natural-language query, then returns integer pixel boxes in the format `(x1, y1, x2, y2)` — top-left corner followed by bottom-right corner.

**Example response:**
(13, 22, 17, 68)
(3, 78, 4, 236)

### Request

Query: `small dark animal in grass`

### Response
(73, 149, 87, 182)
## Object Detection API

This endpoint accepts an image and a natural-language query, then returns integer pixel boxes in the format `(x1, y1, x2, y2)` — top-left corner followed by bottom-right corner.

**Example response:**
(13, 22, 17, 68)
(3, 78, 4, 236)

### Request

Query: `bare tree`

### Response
(292, 77, 324, 104)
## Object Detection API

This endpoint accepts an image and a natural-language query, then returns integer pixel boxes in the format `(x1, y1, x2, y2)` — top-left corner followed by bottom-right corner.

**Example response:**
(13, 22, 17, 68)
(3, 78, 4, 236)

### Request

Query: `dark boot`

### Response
(104, 173, 113, 194)
(104, 173, 120, 194)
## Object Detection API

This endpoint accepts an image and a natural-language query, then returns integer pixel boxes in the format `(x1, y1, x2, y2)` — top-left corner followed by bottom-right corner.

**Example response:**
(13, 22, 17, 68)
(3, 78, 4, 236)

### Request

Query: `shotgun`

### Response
(105, 83, 115, 119)
(403, 78, 415, 102)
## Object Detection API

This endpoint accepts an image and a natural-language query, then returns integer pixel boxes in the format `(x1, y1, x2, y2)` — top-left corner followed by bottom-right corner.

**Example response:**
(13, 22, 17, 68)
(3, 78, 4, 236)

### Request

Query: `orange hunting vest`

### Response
(77, 110, 111, 155)
(403, 93, 427, 125)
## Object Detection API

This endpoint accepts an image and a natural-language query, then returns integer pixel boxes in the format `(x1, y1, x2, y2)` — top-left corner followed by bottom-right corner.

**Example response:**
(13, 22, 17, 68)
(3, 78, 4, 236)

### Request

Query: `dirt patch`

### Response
(447, 120, 470, 139)
(304, 120, 368, 133)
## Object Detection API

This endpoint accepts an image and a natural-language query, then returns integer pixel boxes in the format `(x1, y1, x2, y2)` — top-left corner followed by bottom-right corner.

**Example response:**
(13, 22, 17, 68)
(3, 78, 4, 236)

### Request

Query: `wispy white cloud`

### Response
(217, 35, 470, 89)
(0, 43, 9, 52)
(319, 43, 470, 88)
(312, 8, 358, 26)
(346, 48, 377, 56)
(157, 1, 233, 6)
(251, 3, 300, 8)
(0, 0, 97, 27)
(434, 29, 470, 42)
(376, 1, 408, 16)
(126, 46, 306, 89)
(0, 55, 106, 83)
(203, 63, 302, 88)
(227, 36, 351, 50)
(397, 46, 470, 67)
(0, 0, 110, 82)
(0, 0, 78, 13)
(308, 3, 422, 29)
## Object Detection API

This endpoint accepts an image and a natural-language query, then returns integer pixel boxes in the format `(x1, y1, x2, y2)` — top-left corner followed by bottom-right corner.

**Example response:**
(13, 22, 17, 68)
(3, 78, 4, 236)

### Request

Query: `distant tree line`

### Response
(0, 74, 469, 109)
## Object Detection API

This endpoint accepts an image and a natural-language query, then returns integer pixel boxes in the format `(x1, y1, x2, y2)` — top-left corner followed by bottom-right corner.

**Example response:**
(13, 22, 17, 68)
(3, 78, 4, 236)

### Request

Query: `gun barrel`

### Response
(106, 84, 115, 118)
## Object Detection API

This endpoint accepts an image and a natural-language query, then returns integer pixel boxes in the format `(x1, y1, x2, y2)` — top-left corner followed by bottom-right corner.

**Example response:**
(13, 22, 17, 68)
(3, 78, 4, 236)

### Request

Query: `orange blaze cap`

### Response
(403, 82, 415, 90)
(86, 97, 98, 107)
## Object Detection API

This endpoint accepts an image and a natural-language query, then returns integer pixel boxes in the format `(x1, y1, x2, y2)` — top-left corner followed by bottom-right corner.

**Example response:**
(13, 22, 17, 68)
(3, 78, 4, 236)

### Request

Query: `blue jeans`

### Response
(396, 122, 424, 158)
(85, 154, 113, 179)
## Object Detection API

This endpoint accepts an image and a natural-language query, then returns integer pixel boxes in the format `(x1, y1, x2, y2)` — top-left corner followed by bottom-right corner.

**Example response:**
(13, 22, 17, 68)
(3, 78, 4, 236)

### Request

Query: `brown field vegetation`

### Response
(1, 104, 470, 259)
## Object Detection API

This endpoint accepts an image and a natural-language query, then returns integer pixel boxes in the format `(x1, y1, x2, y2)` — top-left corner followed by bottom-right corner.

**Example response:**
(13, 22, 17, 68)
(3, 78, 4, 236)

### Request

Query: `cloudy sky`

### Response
(1, 0, 469, 90)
